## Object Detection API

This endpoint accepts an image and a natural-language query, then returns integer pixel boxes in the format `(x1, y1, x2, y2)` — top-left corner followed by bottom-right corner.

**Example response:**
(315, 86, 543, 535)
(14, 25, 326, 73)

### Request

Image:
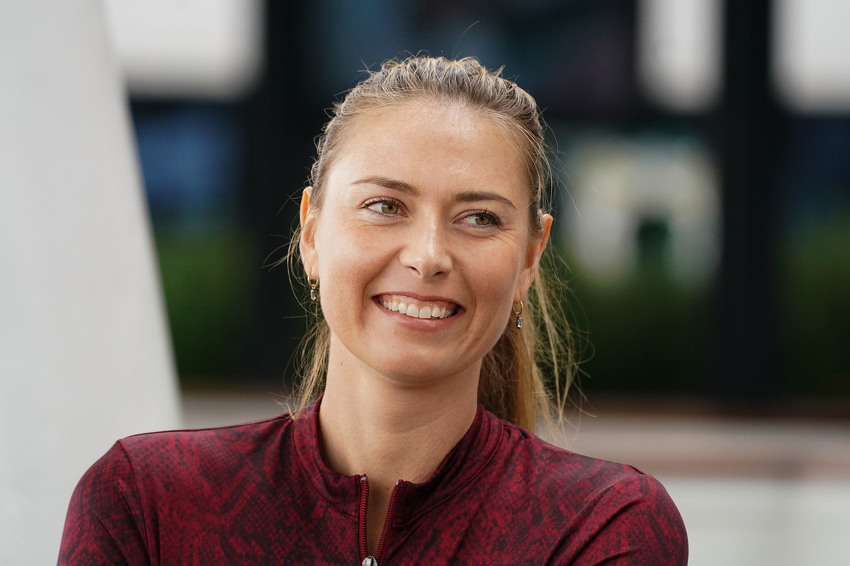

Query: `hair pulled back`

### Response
(289, 56, 577, 431)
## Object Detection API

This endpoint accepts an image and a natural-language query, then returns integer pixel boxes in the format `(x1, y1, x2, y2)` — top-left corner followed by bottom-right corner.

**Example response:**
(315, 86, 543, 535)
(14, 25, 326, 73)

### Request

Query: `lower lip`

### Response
(373, 299, 460, 330)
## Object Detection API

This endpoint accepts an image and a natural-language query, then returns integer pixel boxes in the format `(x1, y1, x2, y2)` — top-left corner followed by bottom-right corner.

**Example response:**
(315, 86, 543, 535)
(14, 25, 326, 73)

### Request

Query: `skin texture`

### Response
(299, 100, 552, 554)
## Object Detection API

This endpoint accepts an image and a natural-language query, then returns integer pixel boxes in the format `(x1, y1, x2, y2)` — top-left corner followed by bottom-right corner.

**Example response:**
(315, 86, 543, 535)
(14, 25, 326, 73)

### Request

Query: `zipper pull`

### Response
(362, 557, 377, 566)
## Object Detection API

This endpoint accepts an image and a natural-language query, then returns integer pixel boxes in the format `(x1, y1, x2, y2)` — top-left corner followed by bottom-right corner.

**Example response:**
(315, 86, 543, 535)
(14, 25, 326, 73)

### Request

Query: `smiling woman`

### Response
(293, 58, 567, 435)
(299, 101, 545, 411)
(59, 57, 688, 565)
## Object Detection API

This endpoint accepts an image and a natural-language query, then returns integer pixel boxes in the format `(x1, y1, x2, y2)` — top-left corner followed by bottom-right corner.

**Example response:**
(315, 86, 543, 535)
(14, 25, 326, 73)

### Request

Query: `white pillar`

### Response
(0, 1, 181, 563)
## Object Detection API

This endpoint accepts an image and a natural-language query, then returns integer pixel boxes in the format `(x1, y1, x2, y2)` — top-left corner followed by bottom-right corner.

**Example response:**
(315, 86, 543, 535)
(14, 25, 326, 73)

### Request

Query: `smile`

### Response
(377, 294, 458, 320)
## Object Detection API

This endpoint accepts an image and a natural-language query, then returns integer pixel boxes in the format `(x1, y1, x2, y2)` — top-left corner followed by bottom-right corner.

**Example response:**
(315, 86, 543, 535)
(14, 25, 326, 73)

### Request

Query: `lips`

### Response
(376, 294, 458, 320)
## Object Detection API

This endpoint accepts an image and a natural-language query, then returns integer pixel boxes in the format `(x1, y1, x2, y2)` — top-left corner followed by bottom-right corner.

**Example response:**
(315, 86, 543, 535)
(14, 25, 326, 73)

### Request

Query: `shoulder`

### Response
(494, 420, 689, 563)
(117, 414, 293, 468)
(74, 414, 294, 503)
(496, 419, 650, 495)
(70, 415, 296, 519)
(59, 416, 295, 563)
(108, 415, 296, 497)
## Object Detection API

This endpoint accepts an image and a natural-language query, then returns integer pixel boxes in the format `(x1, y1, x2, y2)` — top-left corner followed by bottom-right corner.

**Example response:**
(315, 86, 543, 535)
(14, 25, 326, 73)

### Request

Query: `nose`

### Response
(399, 219, 452, 278)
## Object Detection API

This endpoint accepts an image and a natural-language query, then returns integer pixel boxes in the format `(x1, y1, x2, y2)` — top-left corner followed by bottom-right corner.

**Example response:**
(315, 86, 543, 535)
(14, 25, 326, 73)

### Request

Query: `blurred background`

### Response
(27, 0, 850, 563)
(107, 0, 850, 405)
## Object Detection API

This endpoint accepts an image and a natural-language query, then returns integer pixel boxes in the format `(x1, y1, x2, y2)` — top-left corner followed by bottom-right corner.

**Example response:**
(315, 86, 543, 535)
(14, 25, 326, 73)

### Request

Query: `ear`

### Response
(299, 187, 318, 278)
(515, 212, 553, 303)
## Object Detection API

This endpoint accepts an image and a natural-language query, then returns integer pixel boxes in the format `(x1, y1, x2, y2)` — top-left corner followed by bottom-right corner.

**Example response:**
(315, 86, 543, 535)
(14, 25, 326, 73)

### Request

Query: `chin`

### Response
(397, 365, 482, 392)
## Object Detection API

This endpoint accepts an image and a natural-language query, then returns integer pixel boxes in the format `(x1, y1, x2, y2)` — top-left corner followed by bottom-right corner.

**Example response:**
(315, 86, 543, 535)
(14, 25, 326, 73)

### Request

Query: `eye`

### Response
(363, 198, 404, 217)
(380, 202, 400, 215)
(472, 213, 493, 226)
(461, 210, 500, 228)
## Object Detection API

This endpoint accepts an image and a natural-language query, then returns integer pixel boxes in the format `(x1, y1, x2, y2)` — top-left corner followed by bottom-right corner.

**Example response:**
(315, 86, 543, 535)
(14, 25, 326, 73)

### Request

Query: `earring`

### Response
(513, 301, 523, 329)
(307, 276, 319, 302)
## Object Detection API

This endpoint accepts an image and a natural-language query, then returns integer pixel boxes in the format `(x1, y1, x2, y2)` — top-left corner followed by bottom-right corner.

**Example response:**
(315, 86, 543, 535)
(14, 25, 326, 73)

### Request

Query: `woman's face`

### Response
(300, 101, 551, 388)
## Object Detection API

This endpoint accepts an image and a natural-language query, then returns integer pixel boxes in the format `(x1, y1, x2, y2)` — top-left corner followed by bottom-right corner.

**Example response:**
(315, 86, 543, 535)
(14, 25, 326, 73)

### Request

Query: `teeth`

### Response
(379, 296, 457, 320)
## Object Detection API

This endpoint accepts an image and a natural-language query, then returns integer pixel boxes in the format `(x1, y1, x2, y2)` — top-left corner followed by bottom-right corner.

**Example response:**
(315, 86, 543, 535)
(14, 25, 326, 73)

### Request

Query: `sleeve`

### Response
(58, 442, 151, 566)
(568, 472, 689, 566)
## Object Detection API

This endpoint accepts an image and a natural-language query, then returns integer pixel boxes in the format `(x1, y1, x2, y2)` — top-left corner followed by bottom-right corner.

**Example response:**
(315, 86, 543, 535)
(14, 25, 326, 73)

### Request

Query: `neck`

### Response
(318, 361, 479, 486)
(318, 344, 480, 556)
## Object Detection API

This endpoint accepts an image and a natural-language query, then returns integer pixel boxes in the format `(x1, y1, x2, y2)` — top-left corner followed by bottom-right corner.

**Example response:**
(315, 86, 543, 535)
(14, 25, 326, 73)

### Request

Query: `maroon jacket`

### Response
(59, 403, 687, 565)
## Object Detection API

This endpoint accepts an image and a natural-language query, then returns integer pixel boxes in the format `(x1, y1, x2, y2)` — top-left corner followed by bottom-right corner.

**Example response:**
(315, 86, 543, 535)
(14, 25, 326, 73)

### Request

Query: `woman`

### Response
(60, 56, 687, 565)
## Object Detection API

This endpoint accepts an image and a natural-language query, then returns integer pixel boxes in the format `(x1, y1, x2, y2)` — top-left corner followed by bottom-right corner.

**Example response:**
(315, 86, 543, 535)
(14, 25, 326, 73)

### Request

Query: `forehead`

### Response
(352, 99, 519, 145)
(329, 100, 528, 187)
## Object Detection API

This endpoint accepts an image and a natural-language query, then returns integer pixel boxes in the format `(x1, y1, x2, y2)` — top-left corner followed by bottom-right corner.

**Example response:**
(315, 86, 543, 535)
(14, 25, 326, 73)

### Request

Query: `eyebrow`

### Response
(455, 191, 517, 210)
(353, 176, 419, 195)
(352, 176, 518, 210)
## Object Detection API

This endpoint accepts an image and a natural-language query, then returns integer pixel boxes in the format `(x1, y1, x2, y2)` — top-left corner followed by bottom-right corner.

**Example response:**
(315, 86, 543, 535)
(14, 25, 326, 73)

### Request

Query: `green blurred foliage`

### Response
(560, 212, 850, 398)
(154, 225, 258, 378)
(781, 213, 850, 396)
(560, 251, 709, 395)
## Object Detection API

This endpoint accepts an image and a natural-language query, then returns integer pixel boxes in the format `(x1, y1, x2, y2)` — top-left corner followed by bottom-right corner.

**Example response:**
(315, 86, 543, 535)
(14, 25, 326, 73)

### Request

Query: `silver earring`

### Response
(513, 301, 523, 329)
(308, 277, 319, 301)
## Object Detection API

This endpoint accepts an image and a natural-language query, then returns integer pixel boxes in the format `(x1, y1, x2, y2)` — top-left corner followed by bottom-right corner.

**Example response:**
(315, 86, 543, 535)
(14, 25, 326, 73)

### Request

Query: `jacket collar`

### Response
(291, 398, 505, 524)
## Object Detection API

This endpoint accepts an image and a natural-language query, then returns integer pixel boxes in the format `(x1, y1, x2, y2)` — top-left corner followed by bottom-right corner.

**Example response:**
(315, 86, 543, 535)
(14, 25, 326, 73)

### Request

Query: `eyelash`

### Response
(363, 197, 405, 217)
(362, 198, 501, 229)
(463, 210, 501, 228)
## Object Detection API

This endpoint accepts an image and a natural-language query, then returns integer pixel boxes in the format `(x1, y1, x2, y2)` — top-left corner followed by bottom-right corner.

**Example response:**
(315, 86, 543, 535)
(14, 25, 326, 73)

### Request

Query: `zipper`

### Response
(358, 476, 370, 562)
(374, 481, 403, 562)
(358, 477, 405, 566)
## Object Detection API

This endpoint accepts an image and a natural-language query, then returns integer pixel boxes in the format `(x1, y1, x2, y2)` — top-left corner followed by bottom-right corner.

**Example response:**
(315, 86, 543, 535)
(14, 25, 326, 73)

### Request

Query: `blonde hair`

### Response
(287, 56, 577, 431)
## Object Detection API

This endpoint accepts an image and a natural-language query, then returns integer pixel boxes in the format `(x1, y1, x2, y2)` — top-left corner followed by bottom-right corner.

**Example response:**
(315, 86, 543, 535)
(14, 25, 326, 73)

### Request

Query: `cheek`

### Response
(469, 238, 527, 287)
(468, 268, 517, 352)
(313, 222, 390, 300)
(463, 246, 524, 312)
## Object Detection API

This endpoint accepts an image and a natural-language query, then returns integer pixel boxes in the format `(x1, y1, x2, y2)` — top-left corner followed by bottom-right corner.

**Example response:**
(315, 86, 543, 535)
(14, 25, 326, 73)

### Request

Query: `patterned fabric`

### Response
(59, 403, 688, 565)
